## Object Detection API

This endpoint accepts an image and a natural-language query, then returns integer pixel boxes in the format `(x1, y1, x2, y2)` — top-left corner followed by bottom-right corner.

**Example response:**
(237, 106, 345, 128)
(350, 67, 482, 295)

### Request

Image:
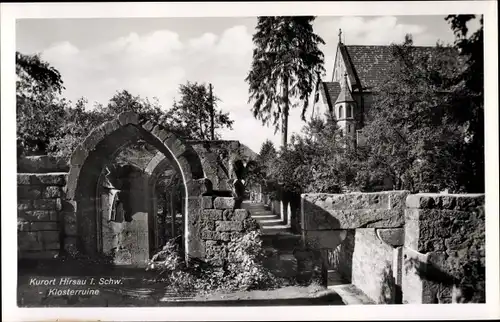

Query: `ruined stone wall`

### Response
(189, 140, 258, 192)
(301, 191, 408, 303)
(301, 191, 485, 304)
(17, 173, 67, 260)
(403, 193, 485, 304)
(194, 196, 259, 266)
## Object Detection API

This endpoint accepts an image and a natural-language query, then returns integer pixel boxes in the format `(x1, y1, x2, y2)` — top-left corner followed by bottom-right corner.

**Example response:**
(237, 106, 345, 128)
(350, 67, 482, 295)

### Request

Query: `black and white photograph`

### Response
(1, 1, 498, 321)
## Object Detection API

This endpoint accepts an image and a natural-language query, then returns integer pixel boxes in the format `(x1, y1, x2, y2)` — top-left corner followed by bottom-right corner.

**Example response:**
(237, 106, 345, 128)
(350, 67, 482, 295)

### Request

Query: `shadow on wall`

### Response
(379, 261, 402, 304)
(404, 255, 485, 303)
(328, 230, 355, 283)
(301, 199, 350, 285)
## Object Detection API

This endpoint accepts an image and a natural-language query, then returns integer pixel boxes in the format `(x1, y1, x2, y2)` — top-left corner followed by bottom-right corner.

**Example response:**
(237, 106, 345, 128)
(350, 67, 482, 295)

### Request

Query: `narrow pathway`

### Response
(242, 201, 301, 279)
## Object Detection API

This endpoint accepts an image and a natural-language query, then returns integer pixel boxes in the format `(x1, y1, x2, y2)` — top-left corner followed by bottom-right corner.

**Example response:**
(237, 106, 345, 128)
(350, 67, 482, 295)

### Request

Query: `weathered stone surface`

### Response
(82, 126, 106, 151)
(403, 194, 485, 304)
(32, 198, 61, 211)
(30, 222, 58, 231)
(406, 193, 485, 210)
(18, 186, 42, 199)
(302, 207, 404, 230)
(302, 191, 409, 211)
(18, 155, 69, 173)
(18, 200, 32, 211)
(213, 197, 235, 209)
(31, 173, 67, 186)
(17, 174, 31, 185)
(18, 232, 42, 251)
(64, 213, 77, 235)
(201, 196, 213, 209)
(141, 120, 155, 131)
(215, 221, 243, 232)
(376, 228, 404, 247)
(201, 209, 222, 221)
(118, 111, 139, 126)
(102, 119, 121, 135)
(304, 230, 346, 249)
(164, 135, 186, 157)
(233, 209, 250, 221)
(17, 219, 30, 232)
(187, 178, 213, 196)
(222, 209, 233, 220)
(351, 229, 396, 304)
(20, 210, 55, 221)
(43, 186, 62, 198)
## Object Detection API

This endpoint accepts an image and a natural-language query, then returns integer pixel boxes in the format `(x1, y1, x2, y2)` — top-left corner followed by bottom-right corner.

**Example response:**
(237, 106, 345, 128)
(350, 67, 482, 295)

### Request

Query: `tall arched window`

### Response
(339, 105, 344, 119)
(346, 104, 352, 118)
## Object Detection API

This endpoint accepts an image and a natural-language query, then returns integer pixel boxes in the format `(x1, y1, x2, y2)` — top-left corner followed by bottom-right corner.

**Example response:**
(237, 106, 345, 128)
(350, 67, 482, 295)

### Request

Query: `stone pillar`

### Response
(402, 193, 485, 304)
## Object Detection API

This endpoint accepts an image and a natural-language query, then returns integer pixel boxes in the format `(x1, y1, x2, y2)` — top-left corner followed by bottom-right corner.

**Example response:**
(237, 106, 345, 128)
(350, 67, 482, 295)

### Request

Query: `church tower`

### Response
(334, 73, 356, 137)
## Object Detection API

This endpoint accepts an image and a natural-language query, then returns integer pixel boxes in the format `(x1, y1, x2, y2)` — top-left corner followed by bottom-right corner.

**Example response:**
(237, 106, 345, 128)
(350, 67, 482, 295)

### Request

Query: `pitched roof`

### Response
(320, 81, 341, 112)
(341, 45, 437, 91)
(335, 74, 355, 104)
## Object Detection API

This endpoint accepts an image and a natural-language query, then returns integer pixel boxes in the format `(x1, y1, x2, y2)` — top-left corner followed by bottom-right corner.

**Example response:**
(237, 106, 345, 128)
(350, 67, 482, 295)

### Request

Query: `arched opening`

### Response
(66, 112, 205, 266)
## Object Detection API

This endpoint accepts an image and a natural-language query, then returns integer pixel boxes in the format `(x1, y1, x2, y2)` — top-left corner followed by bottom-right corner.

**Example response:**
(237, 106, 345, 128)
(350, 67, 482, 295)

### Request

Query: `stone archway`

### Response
(66, 112, 207, 263)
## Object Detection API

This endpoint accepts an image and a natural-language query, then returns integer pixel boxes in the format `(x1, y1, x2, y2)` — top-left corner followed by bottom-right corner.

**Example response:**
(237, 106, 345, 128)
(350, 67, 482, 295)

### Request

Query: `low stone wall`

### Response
(301, 191, 486, 304)
(301, 191, 408, 303)
(18, 155, 69, 173)
(192, 196, 259, 266)
(17, 173, 67, 259)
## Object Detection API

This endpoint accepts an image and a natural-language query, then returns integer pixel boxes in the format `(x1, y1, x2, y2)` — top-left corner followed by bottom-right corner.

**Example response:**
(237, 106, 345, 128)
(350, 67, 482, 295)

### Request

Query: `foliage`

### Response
(246, 16, 325, 147)
(16, 52, 67, 155)
(164, 81, 234, 140)
(357, 29, 483, 193)
(146, 231, 282, 294)
(47, 90, 185, 161)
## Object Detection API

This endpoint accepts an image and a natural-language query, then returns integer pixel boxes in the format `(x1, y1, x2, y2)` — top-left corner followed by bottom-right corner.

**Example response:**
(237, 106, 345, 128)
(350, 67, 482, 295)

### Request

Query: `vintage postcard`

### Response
(1, 1, 498, 321)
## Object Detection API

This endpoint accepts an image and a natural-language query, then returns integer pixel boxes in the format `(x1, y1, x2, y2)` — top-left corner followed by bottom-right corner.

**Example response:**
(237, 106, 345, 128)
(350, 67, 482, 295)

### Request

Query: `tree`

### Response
(246, 16, 325, 148)
(48, 90, 176, 161)
(357, 34, 479, 193)
(16, 52, 67, 155)
(445, 14, 484, 192)
(165, 82, 234, 140)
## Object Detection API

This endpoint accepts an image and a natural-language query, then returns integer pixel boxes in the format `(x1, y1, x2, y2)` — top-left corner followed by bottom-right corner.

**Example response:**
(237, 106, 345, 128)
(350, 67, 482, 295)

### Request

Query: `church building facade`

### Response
(311, 32, 435, 145)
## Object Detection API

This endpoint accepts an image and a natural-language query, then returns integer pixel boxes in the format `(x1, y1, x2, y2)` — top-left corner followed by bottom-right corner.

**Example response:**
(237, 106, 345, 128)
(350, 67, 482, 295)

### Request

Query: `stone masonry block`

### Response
(164, 135, 187, 157)
(375, 228, 405, 247)
(20, 210, 55, 221)
(33, 199, 58, 210)
(17, 174, 31, 185)
(213, 197, 235, 210)
(39, 231, 59, 244)
(302, 207, 404, 230)
(233, 209, 249, 221)
(30, 222, 59, 231)
(17, 219, 30, 232)
(223, 209, 233, 220)
(118, 111, 139, 126)
(18, 232, 42, 251)
(18, 200, 32, 211)
(201, 196, 213, 209)
(202, 209, 223, 221)
(31, 174, 67, 186)
(102, 119, 121, 135)
(216, 221, 243, 232)
(82, 126, 106, 151)
(141, 120, 155, 132)
(406, 193, 484, 211)
(43, 186, 62, 198)
(18, 186, 42, 199)
(70, 145, 88, 167)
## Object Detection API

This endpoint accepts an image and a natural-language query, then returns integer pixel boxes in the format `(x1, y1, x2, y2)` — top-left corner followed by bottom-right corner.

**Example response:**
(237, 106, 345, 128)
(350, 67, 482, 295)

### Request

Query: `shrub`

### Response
(146, 231, 282, 294)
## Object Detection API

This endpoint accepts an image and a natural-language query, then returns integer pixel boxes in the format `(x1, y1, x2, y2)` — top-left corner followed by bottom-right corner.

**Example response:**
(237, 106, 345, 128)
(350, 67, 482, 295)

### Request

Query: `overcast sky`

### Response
(16, 15, 473, 153)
